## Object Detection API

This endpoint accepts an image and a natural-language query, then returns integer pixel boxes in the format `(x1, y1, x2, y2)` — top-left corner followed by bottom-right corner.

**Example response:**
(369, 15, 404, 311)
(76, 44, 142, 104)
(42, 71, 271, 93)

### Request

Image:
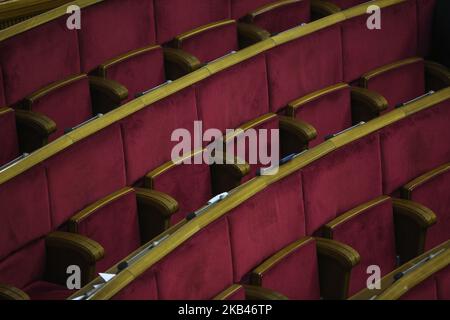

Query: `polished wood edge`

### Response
(224, 113, 277, 142)
(324, 196, 391, 232)
(15, 109, 57, 135)
(311, 0, 342, 18)
(361, 57, 423, 87)
(0, 106, 14, 116)
(252, 237, 315, 281)
(144, 149, 205, 188)
(0, 284, 30, 300)
(88, 76, 128, 100)
(350, 86, 389, 114)
(243, 285, 289, 300)
(424, 60, 450, 88)
(163, 47, 202, 74)
(99, 45, 162, 77)
(342, 0, 408, 20)
(68, 187, 134, 228)
(287, 83, 349, 113)
(279, 115, 318, 142)
(0, 0, 72, 22)
(46, 231, 105, 263)
(24, 74, 87, 107)
(316, 237, 360, 268)
(174, 19, 236, 47)
(237, 22, 271, 44)
(135, 187, 179, 218)
(213, 284, 243, 300)
(392, 198, 437, 228)
(246, 0, 303, 21)
(402, 162, 450, 198)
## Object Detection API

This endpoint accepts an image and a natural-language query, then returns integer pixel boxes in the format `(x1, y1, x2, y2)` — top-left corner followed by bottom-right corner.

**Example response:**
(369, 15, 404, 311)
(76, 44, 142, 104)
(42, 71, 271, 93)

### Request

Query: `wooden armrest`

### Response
(211, 156, 250, 194)
(311, 0, 341, 20)
(316, 237, 360, 300)
(45, 231, 104, 287)
(22, 74, 87, 110)
(393, 198, 437, 264)
(89, 76, 128, 114)
(350, 86, 388, 123)
(279, 115, 316, 156)
(163, 47, 202, 80)
(15, 109, 56, 152)
(237, 22, 271, 48)
(0, 284, 30, 300)
(243, 285, 289, 300)
(425, 60, 450, 91)
(401, 163, 450, 199)
(135, 188, 179, 242)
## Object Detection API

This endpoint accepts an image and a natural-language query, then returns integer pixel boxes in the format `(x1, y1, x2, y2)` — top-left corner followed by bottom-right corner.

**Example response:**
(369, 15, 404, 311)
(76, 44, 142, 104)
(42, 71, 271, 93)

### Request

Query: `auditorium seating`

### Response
(0, 108, 20, 166)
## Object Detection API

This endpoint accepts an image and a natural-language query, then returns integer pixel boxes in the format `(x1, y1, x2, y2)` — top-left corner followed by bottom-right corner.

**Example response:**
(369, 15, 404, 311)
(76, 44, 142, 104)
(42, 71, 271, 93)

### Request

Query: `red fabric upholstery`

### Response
(341, 1, 418, 82)
(45, 125, 126, 228)
(230, 0, 273, 18)
(78, 0, 156, 72)
(24, 281, 72, 301)
(74, 190, 141, 272)
(329, 198, 397, 296)
(155, 218, 234, 299)
(327, 0, 367, 9)
(150, 162, 212, 225)
(416, 0, 437, 57)
(257, 238, 320, 300)
(105, 46, 165, 102)
(436, 267, 450, 300)
(301, 133, 383, 235)
(293, 86, 352, 146)
(154, 0, 230, 43)
(363, 59, 425, 111)
(0, 109, 19, 165)
(400, 277, 437, 300)
(112, 270, 158, 300)
(0, 65, 5, 106)
(251, 0, 311, 35)
(380, 100, 450, 194)
(31, 76, 93, 141)
(196, 54, 269, 134)
(179, 21, 238, 63)
(121, 87, 198, 185)
(0, 166, 50, 260)
(227, 173, 305, 282)
(406, 167, 450, 251)
(0, 239, 46, 290)
(0, 18, 80, 105)
(266, 25, 343, 112)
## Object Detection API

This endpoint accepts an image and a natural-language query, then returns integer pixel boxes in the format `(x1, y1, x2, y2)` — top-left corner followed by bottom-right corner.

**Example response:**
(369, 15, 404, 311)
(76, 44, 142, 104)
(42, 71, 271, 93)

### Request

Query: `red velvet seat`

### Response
(0, 108, 19, 166)
(402, 163, 450, 250)
(324, 0, 368, 10)
(78, 0, 165, 101)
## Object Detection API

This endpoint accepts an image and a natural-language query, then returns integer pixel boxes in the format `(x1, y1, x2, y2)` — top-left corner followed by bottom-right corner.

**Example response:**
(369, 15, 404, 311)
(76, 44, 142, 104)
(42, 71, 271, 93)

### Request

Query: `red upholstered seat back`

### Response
(154, 0, 230, 43)
(363, 59, 425, 111)
(301, 133, 383, 235)
(230, 0, 274, 18)
(327, 0, 368, 9)
(251, 0, 311, 35)
(341, 1, 418, 82)
(78, 0, 156, 73)
(0, 18, 80, 105)
(227, 173, 306, 282)
(31, 76, 93, 141)
(73, 189, 141, 272)
(196, 54, 270, 134)
(121, 87, 198, 185)
(154, 218, 234, 299)
(178, 21, 238, 63)
(112, 270, 158, 300)
(416, 0, 437, 57)
(0, 65, 5, 106)
(400, 278, 437, 300)
(406, 167, 450, 250)
(0, 108, 19, 165)
(328, 197, 397, 296)
(436, 267, 450, 300)
(380, 100, 450, 195)
(149, 161, 213, 224)
(266, 25, 343, 113)
(256, 238, 321, 300)
(45, 124, 127, 228)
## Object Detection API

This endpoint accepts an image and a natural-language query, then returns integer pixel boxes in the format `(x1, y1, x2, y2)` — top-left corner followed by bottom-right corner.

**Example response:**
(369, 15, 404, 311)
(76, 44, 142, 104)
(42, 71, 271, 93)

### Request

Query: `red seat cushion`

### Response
(72, 189, 141, 272)
(24, 281, 72, 301)
(436, 267, 450, 300)
(363, 59, 425, 111)
(31, 76, 93, 141)
(327, 197, 397, 296)
(400, 277, 437, 300)
(231, 0, 273, 18)
(112, 270, 158, 300)
(0, 108, 19, 165)
(327, 0, 367, 9)
(178, 21, 238, 63)
(251, 0, 310, 35)
(255, 238, 320, 300)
